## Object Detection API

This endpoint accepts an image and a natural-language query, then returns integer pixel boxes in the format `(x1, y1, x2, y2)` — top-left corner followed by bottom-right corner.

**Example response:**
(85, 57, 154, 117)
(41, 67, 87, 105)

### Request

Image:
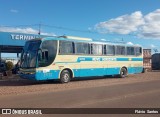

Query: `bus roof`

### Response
(28, 36, 142, 47)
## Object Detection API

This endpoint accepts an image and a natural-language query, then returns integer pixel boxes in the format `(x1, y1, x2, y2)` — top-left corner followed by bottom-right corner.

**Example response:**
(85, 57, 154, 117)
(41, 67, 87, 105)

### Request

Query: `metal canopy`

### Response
(0, 32, 44, 53)
(0, 45, 23, 53)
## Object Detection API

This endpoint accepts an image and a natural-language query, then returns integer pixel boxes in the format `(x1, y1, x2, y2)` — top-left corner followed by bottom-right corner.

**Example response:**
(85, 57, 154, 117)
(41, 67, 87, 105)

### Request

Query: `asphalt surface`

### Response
(0, 73, 160, 117)
(0, 79, 160, 108)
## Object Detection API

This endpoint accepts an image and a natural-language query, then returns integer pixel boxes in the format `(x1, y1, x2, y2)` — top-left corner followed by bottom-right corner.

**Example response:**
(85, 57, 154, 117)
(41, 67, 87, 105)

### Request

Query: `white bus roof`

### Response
(58, 35, 92, 41)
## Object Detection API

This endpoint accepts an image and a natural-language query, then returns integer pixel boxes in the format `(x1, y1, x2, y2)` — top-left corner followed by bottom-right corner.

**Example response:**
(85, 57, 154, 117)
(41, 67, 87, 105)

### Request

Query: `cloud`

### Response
(139, 9, 160, 39)
(126, 42, 134, 45)
(10, 9, 19, 13)
(135, 44, 141, 46)
(95, 11, 144, 34)
(94, 9, 160, 39)
(0, 27, 38, 34)
(150, 44, 156, 48)
(41, 32, 56, 36)
(0, 27, 56, 36)
(100, 38, 107, 41)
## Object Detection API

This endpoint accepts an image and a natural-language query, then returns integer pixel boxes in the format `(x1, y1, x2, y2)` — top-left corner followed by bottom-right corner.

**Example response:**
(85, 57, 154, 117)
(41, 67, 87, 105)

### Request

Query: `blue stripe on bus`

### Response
(73, 67, 143, 77)
(116, 58, 128, 61)
(116, 58, 142, 61)
(20, 67, 143, 80)
(55, 57, 143, 64)
(131, 58, 143, 61)
(36, 70, 60, 80)
(20, 70, 60, 81)
(127, 67, 143, 74)
(77, 57, 143, 62)
(73, 67, 120, 77)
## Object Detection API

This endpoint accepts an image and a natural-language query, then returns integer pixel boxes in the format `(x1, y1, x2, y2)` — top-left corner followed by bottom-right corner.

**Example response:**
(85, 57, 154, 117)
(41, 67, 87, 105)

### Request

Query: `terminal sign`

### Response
(11, 34, 39, 40)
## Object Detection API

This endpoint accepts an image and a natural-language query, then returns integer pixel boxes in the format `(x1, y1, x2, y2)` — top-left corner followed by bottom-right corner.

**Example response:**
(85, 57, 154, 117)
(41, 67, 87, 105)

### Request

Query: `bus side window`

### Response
(91, 44, 103, 55)
(107, 45, 115, 55)
(59, 41, 74, 54)
(127, 47, 135, 55)
(75, 42, 89, 54)
(103, 45, 106, 55)
(88, 44, 91, 54)
(135, 47, 142, 56)
(116, 46, 125, 55)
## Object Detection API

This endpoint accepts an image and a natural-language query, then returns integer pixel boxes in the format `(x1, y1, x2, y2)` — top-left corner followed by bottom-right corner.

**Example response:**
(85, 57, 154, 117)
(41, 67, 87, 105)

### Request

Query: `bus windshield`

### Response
(21, 40, 41, 68)
(20, 40, 57, 68)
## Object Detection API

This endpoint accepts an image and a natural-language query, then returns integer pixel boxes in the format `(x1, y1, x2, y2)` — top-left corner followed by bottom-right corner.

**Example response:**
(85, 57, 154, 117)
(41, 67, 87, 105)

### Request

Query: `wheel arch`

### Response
(59, 68, 74, 79)
(119, 66, 128, 74)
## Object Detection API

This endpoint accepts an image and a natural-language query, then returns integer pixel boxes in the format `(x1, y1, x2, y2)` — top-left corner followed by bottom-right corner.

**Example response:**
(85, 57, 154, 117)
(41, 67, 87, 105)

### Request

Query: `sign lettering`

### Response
(11, 34, 39, 40)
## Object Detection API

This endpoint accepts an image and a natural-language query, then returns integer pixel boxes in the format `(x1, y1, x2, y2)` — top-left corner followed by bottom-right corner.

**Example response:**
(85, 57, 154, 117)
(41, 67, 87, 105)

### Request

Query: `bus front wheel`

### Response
(60, 70, 71, 83)
(119, 68, 127, 78)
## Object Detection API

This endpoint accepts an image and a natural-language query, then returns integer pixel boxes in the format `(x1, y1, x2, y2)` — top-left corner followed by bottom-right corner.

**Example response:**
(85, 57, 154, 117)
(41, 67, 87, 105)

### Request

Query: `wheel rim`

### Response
(122, 71, 125, 75)
(121, 69, 126, 77)
(63, 74, 69, 82)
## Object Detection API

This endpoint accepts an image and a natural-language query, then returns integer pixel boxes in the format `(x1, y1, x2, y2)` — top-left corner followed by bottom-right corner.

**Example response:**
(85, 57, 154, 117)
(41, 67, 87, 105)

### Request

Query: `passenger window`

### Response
(59, 41, 74, 54)
(135, 47, 142, 56)
(116, 46, 125, 55)
(75, 43, 89, 54)
(127, 47, 135, 55)
(91, 44, 103, 55)
(106, 45, 115, 55)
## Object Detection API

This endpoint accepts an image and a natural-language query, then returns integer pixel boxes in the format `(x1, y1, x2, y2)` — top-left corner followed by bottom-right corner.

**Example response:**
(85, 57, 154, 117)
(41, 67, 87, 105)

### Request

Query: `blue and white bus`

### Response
(19, 36, 143, 83)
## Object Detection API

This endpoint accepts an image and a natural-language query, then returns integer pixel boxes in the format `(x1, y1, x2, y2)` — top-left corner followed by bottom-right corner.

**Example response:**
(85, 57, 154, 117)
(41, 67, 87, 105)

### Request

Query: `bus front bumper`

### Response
(19, 73, 36, 80)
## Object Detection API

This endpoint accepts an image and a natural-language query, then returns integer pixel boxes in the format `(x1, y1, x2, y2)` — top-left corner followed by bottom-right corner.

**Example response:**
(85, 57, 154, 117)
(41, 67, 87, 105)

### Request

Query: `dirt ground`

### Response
(0, 71, 160, 96)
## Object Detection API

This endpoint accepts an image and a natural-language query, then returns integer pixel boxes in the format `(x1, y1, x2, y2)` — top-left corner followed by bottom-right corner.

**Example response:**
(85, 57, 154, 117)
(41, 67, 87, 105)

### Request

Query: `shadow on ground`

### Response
(0, 75, 118, 86)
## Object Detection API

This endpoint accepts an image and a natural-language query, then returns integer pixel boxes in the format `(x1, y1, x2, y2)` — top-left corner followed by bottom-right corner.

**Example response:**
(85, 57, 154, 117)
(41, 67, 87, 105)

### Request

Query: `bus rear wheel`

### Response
(60, 70, 71, 83)
(119, 68, 127, 78)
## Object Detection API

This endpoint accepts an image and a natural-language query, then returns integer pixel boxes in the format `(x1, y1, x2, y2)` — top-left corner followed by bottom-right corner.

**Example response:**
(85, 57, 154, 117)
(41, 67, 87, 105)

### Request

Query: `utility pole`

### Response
(0, 48, 1, 64)
(38, 23, 41, 35)
(122, 38, 124, 41)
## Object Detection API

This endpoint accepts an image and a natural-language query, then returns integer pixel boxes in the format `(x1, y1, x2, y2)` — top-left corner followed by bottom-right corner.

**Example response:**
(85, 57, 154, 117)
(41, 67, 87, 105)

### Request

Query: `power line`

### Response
(0, 23, 106, 35)
(41, 24, 99, 34)
(0, 24, 138, 38)
(0, 24, 38, 28)
(0, 24, 99, 34)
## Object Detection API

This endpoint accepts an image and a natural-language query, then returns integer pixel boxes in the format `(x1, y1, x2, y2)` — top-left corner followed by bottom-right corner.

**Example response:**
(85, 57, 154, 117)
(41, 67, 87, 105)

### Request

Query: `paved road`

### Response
(0, 72, 160, 117)
(0, 76, 160, 117)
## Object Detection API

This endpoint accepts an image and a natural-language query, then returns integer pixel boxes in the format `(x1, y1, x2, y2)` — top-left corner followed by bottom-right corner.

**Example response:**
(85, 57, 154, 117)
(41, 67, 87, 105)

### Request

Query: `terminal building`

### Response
(0, 32, 45, 64)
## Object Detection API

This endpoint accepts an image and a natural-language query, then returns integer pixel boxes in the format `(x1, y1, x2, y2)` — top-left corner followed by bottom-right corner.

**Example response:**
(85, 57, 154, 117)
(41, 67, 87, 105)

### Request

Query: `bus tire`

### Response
(60, 70, 71, 83)
(119, 68, 127, 78)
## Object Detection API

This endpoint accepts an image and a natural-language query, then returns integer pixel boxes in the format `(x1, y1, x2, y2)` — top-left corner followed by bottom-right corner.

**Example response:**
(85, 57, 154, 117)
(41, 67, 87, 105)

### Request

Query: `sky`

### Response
(0, 0, 160, 57)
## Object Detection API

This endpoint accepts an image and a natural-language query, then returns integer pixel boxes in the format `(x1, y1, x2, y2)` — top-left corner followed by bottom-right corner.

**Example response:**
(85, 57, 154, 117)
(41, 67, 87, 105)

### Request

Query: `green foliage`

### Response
(6, 61, 14, 71)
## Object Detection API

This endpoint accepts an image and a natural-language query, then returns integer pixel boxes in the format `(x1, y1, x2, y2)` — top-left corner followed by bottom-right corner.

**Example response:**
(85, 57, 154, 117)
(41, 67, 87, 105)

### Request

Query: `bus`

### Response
(19, 36, 143, 83)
